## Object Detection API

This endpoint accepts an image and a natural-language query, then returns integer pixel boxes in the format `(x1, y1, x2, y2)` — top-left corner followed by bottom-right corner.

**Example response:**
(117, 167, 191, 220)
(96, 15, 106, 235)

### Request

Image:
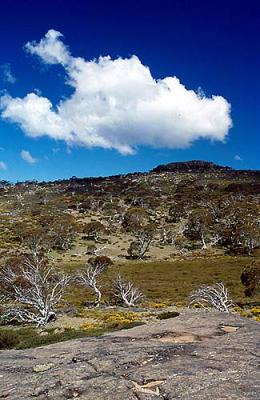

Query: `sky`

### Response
(0, 0, 259, 182)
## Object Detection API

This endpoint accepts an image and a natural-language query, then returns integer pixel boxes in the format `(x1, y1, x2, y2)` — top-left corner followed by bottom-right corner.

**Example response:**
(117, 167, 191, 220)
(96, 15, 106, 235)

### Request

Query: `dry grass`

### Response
(64, 256, 260, 307)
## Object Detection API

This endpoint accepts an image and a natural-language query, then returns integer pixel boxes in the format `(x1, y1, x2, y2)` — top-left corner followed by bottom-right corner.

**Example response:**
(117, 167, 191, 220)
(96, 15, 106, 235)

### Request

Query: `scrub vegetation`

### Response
(0, 160, 259, 349)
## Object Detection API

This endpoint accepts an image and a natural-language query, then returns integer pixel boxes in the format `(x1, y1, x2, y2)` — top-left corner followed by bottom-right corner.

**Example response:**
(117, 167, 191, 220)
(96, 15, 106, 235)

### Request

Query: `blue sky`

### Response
(0, 0, 259, 182)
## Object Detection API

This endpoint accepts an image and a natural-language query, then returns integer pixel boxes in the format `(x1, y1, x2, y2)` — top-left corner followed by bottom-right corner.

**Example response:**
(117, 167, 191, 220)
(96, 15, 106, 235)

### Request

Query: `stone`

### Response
(0, 311, 259, 399)
(33, 363, 55, 373)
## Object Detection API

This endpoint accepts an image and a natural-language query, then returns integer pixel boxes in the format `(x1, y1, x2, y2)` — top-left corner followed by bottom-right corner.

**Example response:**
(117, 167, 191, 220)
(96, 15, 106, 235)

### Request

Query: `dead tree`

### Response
(189, 282, 234, 312)
(113, 275, 144, 307)
(0, 253, 70, 326)
(77, 256, 112, 307)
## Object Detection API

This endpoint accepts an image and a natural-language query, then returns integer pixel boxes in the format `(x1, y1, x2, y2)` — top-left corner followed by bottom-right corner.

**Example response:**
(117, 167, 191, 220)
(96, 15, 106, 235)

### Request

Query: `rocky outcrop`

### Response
(151, 160, 232, 173)
(0, 311, 259, 399)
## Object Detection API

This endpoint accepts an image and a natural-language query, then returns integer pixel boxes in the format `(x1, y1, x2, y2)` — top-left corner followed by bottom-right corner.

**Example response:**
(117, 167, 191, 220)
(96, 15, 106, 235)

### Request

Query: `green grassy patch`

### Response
(0, 310, 145, 350)
(1, 256, 259, 350)
(112, 257, 259, 305)
(0, 326, 104, 350)
(64, 256, 260, 308)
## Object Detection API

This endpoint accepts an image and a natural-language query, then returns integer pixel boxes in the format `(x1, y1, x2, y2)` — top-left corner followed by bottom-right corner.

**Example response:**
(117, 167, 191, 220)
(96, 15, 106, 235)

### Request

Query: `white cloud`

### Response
(0, 63, 16, 84)
(0, 30, 232, 155)
(25, 30, 71, 66)
(234, 154, 242, 161)
(0, 161, 7, 170)
(21, 150, 38, 164)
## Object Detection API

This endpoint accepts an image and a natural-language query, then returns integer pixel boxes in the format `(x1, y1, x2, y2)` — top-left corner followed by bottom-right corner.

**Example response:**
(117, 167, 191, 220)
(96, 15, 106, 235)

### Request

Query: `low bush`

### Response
(250, 306, 260, 316)
(102, 311, 142, 329)
(146, 302, 169, 309)
(0, 327, 103, 350)
(0, 329, 19, 349)
(157, 311, 180, 320)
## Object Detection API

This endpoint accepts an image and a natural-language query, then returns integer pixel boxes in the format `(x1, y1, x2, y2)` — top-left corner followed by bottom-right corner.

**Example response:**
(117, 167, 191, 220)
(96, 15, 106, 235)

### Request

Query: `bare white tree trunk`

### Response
(77, 257, 111, 307)
(93, 283, 102, 307)
(201, 233, 207, 249)
(189, 282, 234, 312)
(113, 275, 144, 307)
(1, 254, 70, 326)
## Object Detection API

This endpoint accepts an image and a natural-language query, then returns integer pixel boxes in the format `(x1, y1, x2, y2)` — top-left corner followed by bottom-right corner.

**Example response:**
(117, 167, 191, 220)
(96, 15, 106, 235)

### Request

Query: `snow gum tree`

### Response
(77, 256, 112, 306)
(189, 282, 234, 312)
(113, 275, 144, 307)
(49, 215, 77, 250)
(0, 253, 70, 326)
(185, 209, 219, 249)
(219, 200, 260, 255)
(83, 221, 105, 241)
(127, 223, 156, 259)
(122, 207, 148, 232)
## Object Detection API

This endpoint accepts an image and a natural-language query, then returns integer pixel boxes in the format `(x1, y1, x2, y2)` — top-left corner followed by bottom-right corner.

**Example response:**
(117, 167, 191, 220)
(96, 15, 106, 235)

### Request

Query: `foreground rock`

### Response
(0, 311, 259, 399)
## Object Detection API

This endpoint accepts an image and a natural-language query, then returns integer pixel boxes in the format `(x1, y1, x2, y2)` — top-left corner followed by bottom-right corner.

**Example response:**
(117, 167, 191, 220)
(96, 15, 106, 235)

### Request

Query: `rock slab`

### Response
(0, 311, 259, 399)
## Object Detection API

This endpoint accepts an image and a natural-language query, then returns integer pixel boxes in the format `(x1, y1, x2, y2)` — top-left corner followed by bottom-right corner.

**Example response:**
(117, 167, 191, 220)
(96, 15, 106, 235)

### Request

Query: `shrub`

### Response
(80, 321, 102, 331)
(147, 302, 168, 309)
(250, 306, 260, 316)
(86, 244, 97, 255)
(0, 329, 19, 349)
(102, 311, 141, 329)
(241, 261, 260, 297)
(157, 311, 180, 320)
(83, 221, 105, 241)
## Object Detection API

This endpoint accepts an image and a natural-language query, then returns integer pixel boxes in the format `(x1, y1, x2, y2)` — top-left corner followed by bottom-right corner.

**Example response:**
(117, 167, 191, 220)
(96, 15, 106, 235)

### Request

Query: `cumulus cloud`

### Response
(234, 154, 242, 161)
(25, 30, 71, 66)
(21, 150, 38, 164)
(0, 30, 232, 154)
(0, 161, 7, 170)
(0, 63, 16, 84)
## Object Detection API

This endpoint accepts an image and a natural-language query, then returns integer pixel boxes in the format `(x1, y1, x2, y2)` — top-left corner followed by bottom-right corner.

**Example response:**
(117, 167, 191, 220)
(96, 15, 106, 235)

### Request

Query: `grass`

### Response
(0, 326, 105, 350)
(64, 256, 260, 307)
(113, 257, 260, 305)
(0, 314, 145, 350)
(1, 255, 259, 350)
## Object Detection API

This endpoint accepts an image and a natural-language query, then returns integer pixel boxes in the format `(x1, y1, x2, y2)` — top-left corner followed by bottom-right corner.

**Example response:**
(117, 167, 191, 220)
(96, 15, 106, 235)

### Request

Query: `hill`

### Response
(151, 159, 233, 173)
(0, 159, 259, 354)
